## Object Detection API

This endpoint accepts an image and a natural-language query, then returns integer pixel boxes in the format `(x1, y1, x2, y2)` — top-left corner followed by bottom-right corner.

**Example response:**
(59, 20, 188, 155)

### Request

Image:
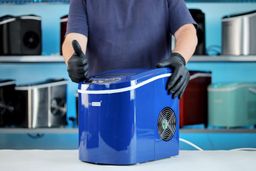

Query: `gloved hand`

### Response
(67, 40, 88, 83)
(157, 53, 190, 99)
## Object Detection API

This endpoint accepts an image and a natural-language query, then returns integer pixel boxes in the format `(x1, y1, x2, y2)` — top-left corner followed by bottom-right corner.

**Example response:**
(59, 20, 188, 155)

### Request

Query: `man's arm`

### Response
(62, 33, 89, 83)
(173, 24, 198, 63)
(62, 33, 88, 64)
(157, 24, 197, 98)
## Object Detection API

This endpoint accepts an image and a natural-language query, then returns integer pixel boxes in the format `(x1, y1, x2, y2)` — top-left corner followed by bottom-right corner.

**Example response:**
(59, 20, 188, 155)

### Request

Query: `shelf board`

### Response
(0, 128, 77, 134)
(0, 55, 256, 63)
(0, 128, 255, 134)
(191, 55, 256, 62)
(0, 56, 64, 63)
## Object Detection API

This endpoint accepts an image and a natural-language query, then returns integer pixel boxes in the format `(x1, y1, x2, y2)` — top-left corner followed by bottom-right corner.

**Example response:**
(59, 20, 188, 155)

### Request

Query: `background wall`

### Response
(0, 2, 256, 149)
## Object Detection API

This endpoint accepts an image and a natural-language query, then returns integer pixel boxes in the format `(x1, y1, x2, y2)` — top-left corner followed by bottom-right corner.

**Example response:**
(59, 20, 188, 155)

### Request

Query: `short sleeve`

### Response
(168, 0, 196, 35)
(67, 0, 88, 36)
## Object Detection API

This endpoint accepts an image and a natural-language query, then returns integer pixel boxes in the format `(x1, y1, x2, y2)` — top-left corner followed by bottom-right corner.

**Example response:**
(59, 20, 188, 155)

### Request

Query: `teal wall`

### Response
(0, 2, 256, 149)
(0, 3, 256, 54)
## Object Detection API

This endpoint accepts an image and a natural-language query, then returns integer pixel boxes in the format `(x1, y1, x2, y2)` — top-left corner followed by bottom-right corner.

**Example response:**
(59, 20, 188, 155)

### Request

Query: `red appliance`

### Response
(180, 71, 211, 128)
(60, 15, 68, 55)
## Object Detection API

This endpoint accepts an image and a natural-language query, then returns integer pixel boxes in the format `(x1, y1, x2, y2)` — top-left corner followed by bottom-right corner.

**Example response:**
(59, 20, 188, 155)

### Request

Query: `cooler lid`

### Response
(208, 83, 256, 92)
(0, 15, 16, 25)
(189, 70, 211, 80)
(0, 79, 15, 87)
(19, 14, 41, 21)
(79, 68, 171, 94)
(223, 10, 256, 19)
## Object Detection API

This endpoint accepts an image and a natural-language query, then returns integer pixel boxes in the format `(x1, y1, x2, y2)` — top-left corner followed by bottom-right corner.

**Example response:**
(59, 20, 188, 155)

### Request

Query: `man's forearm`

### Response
(62, 33, 88, 64)
(173, 24, 198, 63)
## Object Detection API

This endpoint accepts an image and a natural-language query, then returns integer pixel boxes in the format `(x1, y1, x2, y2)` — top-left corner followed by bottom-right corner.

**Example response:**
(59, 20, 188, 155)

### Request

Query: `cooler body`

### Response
(208, 83, 256, 127)
(78, 68, 179, 165)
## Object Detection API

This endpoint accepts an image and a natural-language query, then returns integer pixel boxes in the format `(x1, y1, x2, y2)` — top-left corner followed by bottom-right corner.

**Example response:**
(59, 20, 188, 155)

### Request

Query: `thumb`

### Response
(72, 40, 84, 56)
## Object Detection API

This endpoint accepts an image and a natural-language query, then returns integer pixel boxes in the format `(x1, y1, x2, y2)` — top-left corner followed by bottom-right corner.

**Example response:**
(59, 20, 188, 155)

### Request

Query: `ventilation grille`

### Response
(158, 107, 176, 141)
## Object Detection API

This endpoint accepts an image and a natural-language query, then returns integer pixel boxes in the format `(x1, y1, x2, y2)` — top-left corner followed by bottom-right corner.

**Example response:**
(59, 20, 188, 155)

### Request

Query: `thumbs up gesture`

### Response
(67, 40, 88, 83)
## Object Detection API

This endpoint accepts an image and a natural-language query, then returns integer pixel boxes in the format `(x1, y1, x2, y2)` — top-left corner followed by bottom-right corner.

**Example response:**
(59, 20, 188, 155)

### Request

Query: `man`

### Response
(62, 0, 198, 99)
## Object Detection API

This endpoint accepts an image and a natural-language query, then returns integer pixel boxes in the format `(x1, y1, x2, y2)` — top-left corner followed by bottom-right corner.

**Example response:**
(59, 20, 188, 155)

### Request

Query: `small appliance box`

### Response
(78, 68, 179, 165)
(208, 83, 256, 127)
(15, 79, 67, 128)
(0, 80, 16, 127)
(222, 10, 256, 55)
(189, 9, 206, 55)
(180, 71, 211, 127)
(60, 15, 68, 55)
(0, 14, 42, 55)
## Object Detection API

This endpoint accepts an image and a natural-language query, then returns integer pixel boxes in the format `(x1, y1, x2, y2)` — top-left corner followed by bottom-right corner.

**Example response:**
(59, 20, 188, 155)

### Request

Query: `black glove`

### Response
(67, 40, 88, 83)
(157, 53, 190, 99)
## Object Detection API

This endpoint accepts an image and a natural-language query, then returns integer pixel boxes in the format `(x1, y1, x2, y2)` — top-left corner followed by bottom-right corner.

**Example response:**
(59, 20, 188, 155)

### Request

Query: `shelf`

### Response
(191, 55, 256, 62)
(0, 56, 64, 63)
(0, 128, 77, 134)
(0, 55, 256, 63)
(0, 128, 255, 134)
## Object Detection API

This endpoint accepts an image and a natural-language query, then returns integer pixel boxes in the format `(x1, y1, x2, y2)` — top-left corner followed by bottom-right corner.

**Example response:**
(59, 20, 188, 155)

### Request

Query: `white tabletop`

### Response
(0, 150, 255, 171)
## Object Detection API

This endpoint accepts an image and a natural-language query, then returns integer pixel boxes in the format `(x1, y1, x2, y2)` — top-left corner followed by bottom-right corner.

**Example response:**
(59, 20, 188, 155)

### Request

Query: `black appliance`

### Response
(60, 15, 68, 55)
(0, 80, 16, 127)
(14, 79, 67, 128)
(0, 14, 42, 55)
(189, 9, 206, 55)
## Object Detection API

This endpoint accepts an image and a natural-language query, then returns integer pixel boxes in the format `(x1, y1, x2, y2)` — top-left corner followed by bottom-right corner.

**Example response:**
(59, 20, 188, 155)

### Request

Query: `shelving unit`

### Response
(0, 128, 255, 134)
(0, 55, 256, 63)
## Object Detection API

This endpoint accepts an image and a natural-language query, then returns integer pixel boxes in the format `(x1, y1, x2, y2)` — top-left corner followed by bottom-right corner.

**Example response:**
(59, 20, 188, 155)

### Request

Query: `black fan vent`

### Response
(157, 107, 176, 141)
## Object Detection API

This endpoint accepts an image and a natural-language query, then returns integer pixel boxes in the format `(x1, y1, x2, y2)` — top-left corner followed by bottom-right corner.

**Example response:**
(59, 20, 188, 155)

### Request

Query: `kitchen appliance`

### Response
(208, 83, 256, 127)
(180, 71, 211, 127)
(0, 14, 41, 55)
(222, 10, 256, 55)
(78, 68, 179, 165)
(0, 80, 16, 127)
(60, 15, 68, 55)
(14, 79, 67, 128)
(189, 9, 206, 55)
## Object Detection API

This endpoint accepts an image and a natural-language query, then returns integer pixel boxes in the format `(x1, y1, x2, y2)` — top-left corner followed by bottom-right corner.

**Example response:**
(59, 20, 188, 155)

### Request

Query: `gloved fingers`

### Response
(68, 73, 86, 83)
(177, 74, 190, 99)
(156, 58, 171, 68)
(170, 73, 187, 96)
(67, 67, 86, 75)
(72, 40, 84, 57)
(166, 68, 182, 93)
(68, 56, 87, 66)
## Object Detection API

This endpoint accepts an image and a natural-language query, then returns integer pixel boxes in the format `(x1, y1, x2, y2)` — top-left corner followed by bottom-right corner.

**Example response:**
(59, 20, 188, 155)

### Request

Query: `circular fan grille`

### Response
(157, 107, 176, 141)
(23, 31, 40, 49)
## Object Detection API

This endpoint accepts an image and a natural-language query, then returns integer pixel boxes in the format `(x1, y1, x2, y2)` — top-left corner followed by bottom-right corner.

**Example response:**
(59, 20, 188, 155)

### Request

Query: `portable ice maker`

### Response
(78, 68, 179, 165)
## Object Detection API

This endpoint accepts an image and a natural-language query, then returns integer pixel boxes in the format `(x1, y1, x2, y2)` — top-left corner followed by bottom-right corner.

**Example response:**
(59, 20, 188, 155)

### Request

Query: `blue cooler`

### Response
(78, 68, 179, 165)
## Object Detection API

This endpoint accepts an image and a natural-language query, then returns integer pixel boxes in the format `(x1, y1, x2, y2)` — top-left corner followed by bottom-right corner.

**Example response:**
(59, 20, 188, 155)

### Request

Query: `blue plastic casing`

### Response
(78, 68, 179, 165)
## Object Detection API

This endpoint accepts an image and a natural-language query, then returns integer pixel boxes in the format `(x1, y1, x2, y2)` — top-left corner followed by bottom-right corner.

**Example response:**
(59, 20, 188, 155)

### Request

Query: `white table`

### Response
(0, 150, 255, 171)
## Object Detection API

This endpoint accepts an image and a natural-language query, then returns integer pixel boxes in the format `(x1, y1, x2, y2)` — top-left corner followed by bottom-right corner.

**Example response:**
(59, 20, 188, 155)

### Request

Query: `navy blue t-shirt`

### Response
(67, 0, 195, 76)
